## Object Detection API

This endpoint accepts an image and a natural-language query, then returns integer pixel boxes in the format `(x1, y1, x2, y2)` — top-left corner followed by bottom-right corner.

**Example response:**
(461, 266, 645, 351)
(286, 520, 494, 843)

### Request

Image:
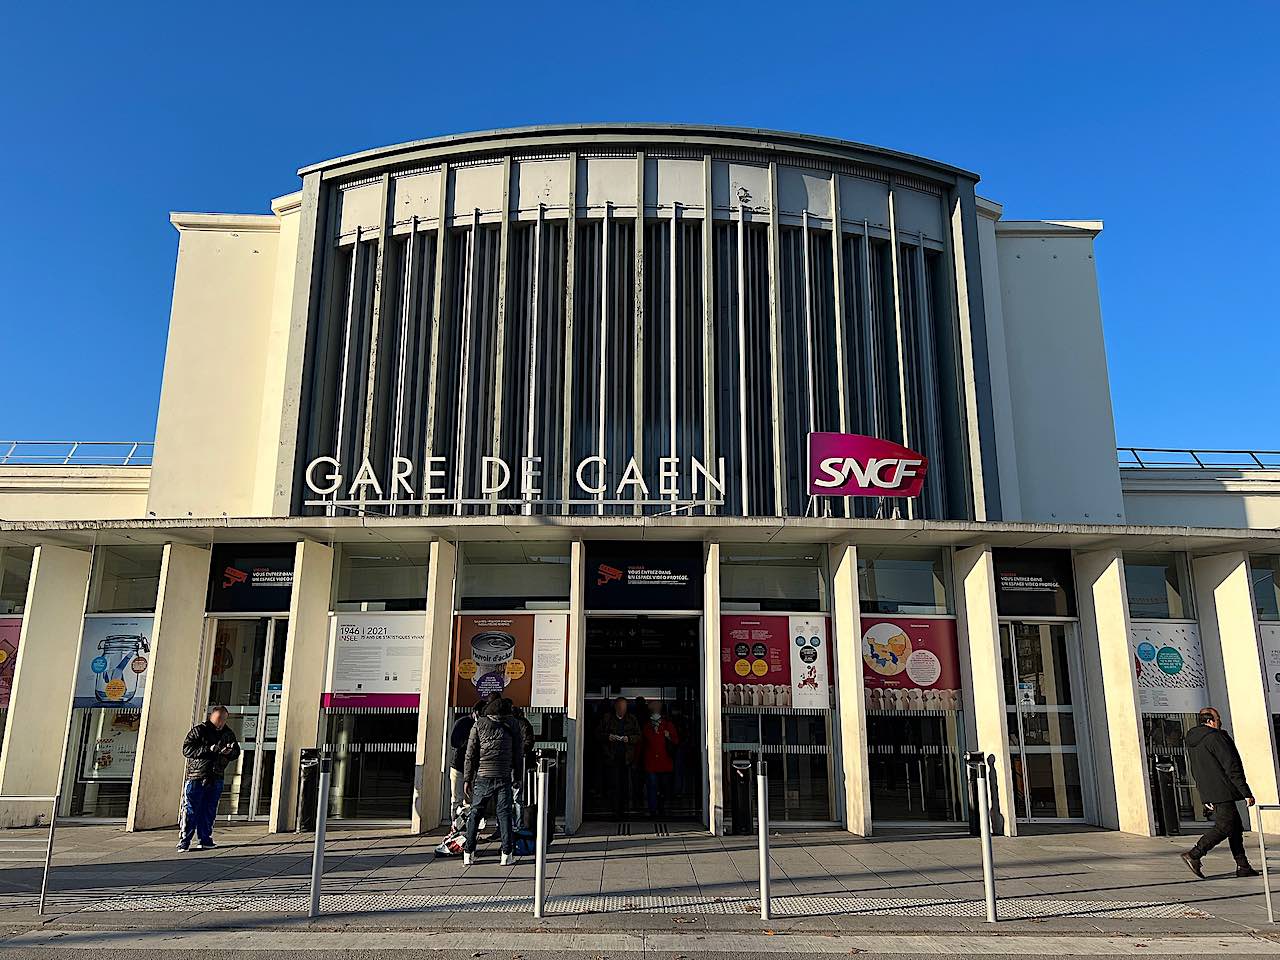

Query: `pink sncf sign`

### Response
(807, 432, 929, 497)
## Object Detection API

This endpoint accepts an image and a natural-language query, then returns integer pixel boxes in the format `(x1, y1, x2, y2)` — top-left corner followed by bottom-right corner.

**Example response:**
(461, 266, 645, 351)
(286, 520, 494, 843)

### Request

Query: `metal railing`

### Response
(1119, 447, 1280, 470)
(0, 441, 154, 467)
(0, 795, 60, 915)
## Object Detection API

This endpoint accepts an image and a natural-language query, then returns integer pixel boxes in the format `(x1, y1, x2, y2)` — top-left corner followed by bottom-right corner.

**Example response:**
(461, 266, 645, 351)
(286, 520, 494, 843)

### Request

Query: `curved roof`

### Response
(298, 122, 979, 185)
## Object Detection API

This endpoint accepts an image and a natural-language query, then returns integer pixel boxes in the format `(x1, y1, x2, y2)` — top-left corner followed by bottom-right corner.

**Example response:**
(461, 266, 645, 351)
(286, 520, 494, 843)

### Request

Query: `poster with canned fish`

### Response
(0, 617, 20, 711)
(861, 616, 961, 712)
(450, 613, 568, 709)
(720, 615, 832, 709)
(1130, 621, 1209, 714)
(73, 615, 153, 708)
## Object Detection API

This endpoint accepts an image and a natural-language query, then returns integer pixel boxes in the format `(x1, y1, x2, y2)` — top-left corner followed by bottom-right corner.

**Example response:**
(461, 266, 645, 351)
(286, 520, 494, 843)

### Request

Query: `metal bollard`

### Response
(965, 751, 997, 923)
(1259, 803, 1279, 924)
(534, 753, 550, 918)
(757, 757, 771, 921)
(308, 752, 332, 919)
(38, 794, 58, 917)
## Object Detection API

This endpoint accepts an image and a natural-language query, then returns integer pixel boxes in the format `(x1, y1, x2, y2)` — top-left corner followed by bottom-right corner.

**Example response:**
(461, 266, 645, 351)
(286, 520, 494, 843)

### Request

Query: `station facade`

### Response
(1, 124, 1279, 840)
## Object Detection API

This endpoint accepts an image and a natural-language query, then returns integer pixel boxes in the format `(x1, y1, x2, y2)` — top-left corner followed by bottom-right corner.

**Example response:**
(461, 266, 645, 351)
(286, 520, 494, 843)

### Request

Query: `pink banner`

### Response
(807, 432, 928, 497)
(321, 693, 419, 709)
(861, 616, 962, 711)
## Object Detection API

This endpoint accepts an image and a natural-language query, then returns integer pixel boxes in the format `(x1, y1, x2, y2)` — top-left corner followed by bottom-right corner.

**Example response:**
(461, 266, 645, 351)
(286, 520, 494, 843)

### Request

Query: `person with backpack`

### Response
(462, 696, 523, 865)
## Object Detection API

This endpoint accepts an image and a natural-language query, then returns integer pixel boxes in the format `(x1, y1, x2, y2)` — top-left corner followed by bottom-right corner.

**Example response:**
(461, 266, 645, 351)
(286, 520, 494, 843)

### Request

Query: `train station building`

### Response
(1, 124, 1278, 840)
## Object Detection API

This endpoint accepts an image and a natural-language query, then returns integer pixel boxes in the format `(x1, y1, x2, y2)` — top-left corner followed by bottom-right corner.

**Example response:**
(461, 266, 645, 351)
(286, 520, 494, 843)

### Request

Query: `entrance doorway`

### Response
(205, 616, 288, 820)
(1000, 621, 1093, 822)
(583, 616, 702, 821)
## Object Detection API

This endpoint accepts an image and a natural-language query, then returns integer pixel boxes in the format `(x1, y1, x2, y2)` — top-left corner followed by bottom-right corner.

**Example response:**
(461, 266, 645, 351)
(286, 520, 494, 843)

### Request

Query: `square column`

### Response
(953, 545, 1017, 836)
(411, 539, 457, 834)
(1075, 549, 1153, 835)
(829, 542, 871, 835)
(0, 545, 91, 825)
(1193, 552, 1280, 832)
(127, 543, 212, 831)
(269, 539, 334, 833)
(703, 542, 724, 834)
(564, 540, 587, 834)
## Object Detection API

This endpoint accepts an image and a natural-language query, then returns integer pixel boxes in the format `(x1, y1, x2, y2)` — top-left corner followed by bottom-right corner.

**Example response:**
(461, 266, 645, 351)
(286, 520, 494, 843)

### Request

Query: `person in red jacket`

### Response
(640, 700, 680, 818)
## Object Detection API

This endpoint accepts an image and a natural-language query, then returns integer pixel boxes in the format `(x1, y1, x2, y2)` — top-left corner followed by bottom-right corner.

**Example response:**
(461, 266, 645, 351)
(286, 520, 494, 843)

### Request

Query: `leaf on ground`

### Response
(673, 916, 697, 924)
(763, 929, 775, 935)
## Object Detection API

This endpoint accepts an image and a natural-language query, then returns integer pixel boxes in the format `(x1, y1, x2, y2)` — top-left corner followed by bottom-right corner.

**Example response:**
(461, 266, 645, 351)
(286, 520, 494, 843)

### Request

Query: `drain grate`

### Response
(65, 891, 1212, 920)
(613, 822, 631, 836)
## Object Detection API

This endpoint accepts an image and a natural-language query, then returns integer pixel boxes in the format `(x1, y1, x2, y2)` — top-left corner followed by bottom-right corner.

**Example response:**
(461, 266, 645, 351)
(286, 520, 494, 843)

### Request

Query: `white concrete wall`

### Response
(0, 467, 149, 520)
(1122, 469, 1280, 529)
(148, 206, 294, 520)
(981, 218, 1126, 524)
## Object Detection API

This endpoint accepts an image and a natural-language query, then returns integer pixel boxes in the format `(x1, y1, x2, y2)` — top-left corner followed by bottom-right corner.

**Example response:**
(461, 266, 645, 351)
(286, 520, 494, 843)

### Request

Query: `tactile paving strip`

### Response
(68, 892, 1211, 920)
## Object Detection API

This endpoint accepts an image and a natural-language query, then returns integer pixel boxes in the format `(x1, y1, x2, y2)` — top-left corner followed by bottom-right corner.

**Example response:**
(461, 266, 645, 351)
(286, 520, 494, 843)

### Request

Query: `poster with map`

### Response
(1130, 621, 1209, 714)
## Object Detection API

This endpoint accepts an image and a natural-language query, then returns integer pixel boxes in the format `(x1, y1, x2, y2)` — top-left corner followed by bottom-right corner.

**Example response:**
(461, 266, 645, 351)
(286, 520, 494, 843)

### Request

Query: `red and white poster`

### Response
(861, 616, 962, 712)
(0, 617, 20, 711)
(720, 614, 831, 709)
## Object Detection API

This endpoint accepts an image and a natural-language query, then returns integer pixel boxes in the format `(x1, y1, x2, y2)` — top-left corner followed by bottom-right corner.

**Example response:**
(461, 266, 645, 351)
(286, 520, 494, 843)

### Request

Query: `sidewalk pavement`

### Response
(0, 820, 1274, 940)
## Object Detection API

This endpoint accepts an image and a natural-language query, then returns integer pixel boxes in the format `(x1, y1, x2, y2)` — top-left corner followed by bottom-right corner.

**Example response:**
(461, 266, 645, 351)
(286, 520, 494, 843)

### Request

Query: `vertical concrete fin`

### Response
(703, 542, 724, 834)
(412, 539, 457, 834)
(128, 543, 212, 831)
(830, 543, 871, 835)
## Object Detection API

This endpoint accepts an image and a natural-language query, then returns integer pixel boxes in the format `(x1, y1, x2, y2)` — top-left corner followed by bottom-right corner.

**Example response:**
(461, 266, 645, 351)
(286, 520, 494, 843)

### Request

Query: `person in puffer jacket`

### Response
(462, 697, 523, 865)
(177, 705, 240, 852)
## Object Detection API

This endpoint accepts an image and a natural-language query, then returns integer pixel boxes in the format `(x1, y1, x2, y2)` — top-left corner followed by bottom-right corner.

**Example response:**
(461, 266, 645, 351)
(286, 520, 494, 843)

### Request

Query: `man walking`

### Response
(597, 696, 640, 820)
(178, 705, 240, 852)
(462, 697, 522, 866)
(1181, 706, 1260, 878)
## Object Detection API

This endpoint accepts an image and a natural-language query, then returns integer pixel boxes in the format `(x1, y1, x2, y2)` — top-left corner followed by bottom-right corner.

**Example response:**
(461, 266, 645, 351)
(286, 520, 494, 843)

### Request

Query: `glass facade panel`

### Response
(333, 543, 430, 611)
(858, 547, 951, 614)
(1124, 552, 1193, 620)
(88, 546, 162, 614)
(60, 707, 141, 818)
(0, 547, 34, 615)
(457, 542, 570, 610)
(325, 710, 418, 820)
(1251, 554, 1280, 621)
(720, 544, 828, 612)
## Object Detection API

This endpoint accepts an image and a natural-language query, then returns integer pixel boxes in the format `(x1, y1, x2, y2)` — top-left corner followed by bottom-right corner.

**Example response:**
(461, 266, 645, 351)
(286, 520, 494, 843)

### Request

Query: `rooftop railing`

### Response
(0, 441, 154, 467)
(1118, 447, 1280, 470)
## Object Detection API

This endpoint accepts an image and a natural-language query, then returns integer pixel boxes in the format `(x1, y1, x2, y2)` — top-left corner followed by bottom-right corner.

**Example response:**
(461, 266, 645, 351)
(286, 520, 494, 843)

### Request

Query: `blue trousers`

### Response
(179, 779, 224, 847)
(464, 776, 513, 855)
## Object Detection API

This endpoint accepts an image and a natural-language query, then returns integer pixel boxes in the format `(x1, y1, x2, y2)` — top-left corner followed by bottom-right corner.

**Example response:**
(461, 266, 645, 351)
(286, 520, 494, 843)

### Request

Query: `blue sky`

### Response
(1, 2, 1276, 450)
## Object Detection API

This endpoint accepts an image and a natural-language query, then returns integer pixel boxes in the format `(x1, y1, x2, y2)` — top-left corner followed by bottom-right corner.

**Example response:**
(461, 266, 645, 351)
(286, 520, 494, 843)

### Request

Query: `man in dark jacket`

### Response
(597, 697, 641, 820)
(1181, 707, 1259, 878)
(178, 705, 240, 852)
(462, 697, 522, 865)
(449, 701, 484, 812)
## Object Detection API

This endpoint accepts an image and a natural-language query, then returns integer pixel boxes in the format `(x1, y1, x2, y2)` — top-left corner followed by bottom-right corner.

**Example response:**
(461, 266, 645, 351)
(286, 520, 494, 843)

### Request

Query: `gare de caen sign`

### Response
(303, 433, 928, 508)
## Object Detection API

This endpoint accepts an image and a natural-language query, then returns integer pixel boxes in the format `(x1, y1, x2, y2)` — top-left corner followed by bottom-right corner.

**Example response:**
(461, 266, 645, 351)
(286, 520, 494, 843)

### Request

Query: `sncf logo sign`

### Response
(807, 432, 928, 498)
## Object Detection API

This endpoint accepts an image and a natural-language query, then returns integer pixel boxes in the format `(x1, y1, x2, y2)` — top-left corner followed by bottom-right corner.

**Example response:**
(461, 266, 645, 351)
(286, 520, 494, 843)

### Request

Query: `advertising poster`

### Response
(80, 710, 141, 781)
(324, 612, 425, 708)
(450, 613, 568, 708)
(0, 617, 21, 711)
(720, 614, 832, 709)
(73, 615, 153, 709)
(1260, 624, 1280, 714)
(1130, 621, 1210, 714)
(861, 616, 962, 712)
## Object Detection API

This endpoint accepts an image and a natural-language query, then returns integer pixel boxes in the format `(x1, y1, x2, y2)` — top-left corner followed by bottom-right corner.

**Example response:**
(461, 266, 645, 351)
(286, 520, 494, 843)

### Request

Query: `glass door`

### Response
(1000, 621, 1090, 822)
(206, 616, 288, 820)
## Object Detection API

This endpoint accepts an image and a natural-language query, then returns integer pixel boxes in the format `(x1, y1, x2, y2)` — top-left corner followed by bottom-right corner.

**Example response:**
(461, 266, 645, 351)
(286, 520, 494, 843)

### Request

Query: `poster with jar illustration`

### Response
(0, 617, 21, 710)
(73, 615, 153, 708)
(449, 613, 568, 709)
(861, 616, 962, 712)
(720, 614, 832, 709)
(1130, 621, 1210, 714)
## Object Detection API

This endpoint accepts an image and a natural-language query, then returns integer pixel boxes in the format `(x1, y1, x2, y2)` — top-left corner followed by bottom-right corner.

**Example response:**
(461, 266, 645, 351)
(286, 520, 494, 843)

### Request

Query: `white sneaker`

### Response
(500, 851, 515, 866)
(462, 850, 475, 865)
